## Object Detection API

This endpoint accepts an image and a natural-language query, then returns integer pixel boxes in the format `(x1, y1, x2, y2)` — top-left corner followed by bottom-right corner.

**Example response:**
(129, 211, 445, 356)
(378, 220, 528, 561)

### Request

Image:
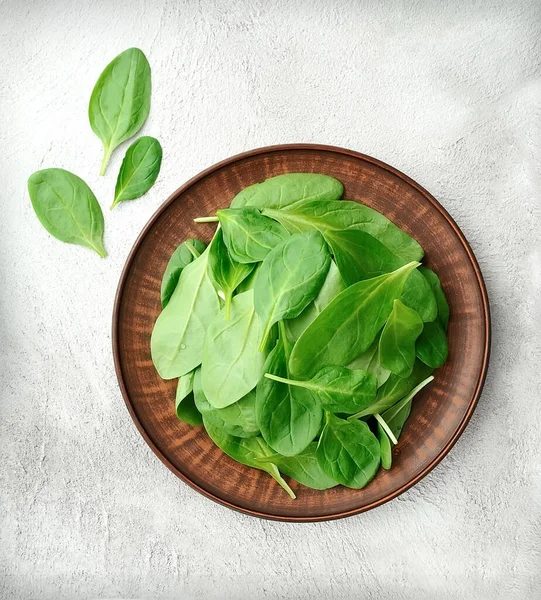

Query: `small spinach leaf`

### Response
(27, 168, 107, 257)
(208, 228, 254, 318)
(265, 366, 377, 415)
(400, 268, 437, 322)
(289, 262, 420, 377)
(416, 320, 448, 368)
(256, 324, 322, 457)
(419, 266, 450, 330)
(377, 424, 393, 470)
(217, 207, 289, 263)
(254, 231, 331, 350)
(316, 413, 380, 488)
(203, 419, 296, 499)
(151, 246, 220, 379)
(347, 335, 391, 388)
(378, 300, 424, 378)
(160, 239, 206, 308)
(89, 48, 151, 175)
(201, 290, 266, 408)
(112, 136, 162, 208)
(231, 173, 343, 210)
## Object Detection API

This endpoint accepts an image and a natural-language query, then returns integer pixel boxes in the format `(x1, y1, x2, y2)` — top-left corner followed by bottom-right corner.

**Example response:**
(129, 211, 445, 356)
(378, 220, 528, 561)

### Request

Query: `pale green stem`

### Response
(100, 145, 113, 176)
(375, 413, 398, 445)
(194, 216, 219, 223)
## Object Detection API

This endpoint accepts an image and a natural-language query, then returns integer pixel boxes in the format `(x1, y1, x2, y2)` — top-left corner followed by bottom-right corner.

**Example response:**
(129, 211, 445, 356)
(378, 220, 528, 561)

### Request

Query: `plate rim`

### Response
(112, 143, 491, 522)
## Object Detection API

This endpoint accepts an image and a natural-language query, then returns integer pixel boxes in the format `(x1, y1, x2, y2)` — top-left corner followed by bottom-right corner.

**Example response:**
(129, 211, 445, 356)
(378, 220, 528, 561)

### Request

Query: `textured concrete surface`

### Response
(1, 1, 540, 598)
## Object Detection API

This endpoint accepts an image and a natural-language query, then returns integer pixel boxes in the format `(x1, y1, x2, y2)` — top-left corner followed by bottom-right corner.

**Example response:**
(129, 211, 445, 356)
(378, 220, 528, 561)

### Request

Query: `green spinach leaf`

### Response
(416, 320, 448, 368)
(377, 424, 393, 470)
(347, 335, 391, 388)
(151, 246, 220, 379)
(378, 300, 424, 378)
(254, 231, 331, 350)
(201, 290, 266, 408)
(217, 207, 289, 263)
(203, 419, 296, 498)
(400, 268, 437, 322)
(289, 262, 419, 377)
(256, 324, 322, 457)
(264, 199, 423, 262)
(27, 168, 106, 257)
(160, 239, 206, 308)
(111, 136, 162, 208)
(208, 228, 254, 318)
(285, 260, 346, 340)
(419, 266, 450, 330)
(316, 413, 380, 488)
(265, 366, 377, 415)
(89, 48, 151, 175)
(231, 173, 343, 209)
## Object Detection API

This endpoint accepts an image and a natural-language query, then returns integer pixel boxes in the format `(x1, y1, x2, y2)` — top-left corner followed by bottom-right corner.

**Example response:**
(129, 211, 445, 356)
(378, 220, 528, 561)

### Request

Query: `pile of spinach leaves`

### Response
(151, 173, 450, 498)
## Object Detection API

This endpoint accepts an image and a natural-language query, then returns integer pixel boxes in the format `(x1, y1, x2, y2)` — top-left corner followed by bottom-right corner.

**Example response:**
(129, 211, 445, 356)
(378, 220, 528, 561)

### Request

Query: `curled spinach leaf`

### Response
(419, 266, 450, 330)
(112, 136, 162, 209)
(27, 168, 106, 257)
(378, 300, 424, 378)
(254, 231, 331, 350)
(316, 413, 380, 488)
(89, 48, 151, 175)
(416, 320, 449, 368)
(217, 207, 289, 263)
(231, 173, 343, 210)
(289, 262, 420, 377)
(160, 239, 206, 308)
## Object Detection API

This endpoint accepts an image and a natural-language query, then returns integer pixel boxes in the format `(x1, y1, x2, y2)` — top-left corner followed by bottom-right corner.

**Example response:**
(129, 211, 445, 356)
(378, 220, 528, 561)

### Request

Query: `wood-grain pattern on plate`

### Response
(112, 144, 490, 521)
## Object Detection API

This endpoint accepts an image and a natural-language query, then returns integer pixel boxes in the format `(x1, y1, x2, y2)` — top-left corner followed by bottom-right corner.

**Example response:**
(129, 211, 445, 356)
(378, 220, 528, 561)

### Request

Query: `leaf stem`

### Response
(375, 413, 398, 445)
(265, 373, 296, 386)
(194, 216, 219, 223)
(185, 241, 201, 259)
(100, 145, 113, 176)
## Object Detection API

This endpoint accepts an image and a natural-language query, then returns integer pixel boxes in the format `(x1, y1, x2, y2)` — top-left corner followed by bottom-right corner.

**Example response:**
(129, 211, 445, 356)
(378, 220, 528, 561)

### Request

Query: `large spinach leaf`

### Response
(264, 199, 423, 262)
(416, 320, 449, 368)
(285, 260, 346, 340)
(231, 173, 343, 209)
(208, 228, 254, 318)
(201, 290, 265, 408)
(254, 231, 331, 350)
(151, 246, 220, 379)
(112, 136, 162, 208)
(217, 207, 289, 263)
(265, 366, 377, 415)
(378, 300, 424, 378)
(289, 262, 419, 377)
(89, 48, 151, 175)
(316, 413, 380, 488)
(203, 419, 296, 498)
(256, 324, 322, 457)
(160, 239, 206, 308)
(28, 168, 107, 257)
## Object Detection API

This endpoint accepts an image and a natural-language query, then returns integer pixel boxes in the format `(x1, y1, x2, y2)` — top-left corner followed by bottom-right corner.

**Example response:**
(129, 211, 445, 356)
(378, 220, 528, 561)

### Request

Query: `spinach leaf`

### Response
(316, 413, 380, 488)
(201, 290, 266, 408)
(208, 228, 254, 318)
(265, 366, 377, 415)
(160, 239, 206, 308)
(377, 375, 434, 469)
(416, 320, 448, 368)
(378, 300, 424, 378)
(254, 231, 331, 351)
(400, 268, 437, 322)
(203, 419, 296, 499)
(256, 324, 322, 456)
(89, 48, 151, 175)
(27, 168, 106, 257)
(264, 199, 423, 262)
(349, 360, 433, 419)
(111, 136, 162, 209)
(151, 246, 220, 379)
(217, 207, 289, 263)
(193, 370, 259, 438)
(231, 173, 343, 210)
(175, 370, 202, 426)
(347, 336, 391, 388)
(285, 260, 346, 340)
(176, 370, 194, 408)
(419, 266, 450, 330)
(265, 443, 339, 490)
(289, 262, 420, 377)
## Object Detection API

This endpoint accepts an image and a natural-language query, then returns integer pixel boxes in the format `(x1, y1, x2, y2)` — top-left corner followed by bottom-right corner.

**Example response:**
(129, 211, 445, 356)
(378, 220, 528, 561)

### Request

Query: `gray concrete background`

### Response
(1, 1, 540, 598)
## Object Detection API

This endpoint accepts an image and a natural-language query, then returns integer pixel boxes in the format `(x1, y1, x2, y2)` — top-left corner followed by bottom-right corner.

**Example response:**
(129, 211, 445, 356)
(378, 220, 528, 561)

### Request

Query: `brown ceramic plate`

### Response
(113, 144, 490, 521)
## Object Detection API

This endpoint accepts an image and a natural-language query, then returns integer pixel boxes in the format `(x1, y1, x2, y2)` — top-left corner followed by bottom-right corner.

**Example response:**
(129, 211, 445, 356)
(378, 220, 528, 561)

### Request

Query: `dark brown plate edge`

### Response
(112, 143, 491, 522)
